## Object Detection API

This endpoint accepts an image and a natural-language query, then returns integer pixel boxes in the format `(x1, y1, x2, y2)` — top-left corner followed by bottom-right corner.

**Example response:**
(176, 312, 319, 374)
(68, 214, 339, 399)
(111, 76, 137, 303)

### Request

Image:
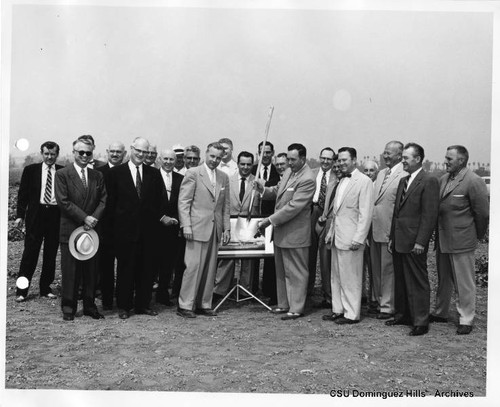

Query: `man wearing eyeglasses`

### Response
(96, 141, 127, 310)
(308, 147, 337, 306)
(77, 135, 105, 168)
(105, 137, 164, 319)
(144, 144, 158, 167)
(55, 138, 107, 321)
(183, 145, 201, 169)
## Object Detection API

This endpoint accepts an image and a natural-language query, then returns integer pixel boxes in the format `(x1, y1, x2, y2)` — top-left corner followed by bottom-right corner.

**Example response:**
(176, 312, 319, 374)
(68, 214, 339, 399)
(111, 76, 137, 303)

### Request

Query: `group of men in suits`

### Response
(14, 137, 488, 334)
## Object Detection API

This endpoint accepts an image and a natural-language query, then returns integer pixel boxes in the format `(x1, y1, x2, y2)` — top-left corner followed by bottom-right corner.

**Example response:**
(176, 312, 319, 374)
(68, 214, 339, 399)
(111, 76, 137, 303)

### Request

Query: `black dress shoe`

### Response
(376, 312, 393, 320)
(385, 318, 411, 326)
(457, 325, 473, 335)
(322, 312, 344, 321)
(429, 314, 448, 323)
(195, 309, 218, 317)
(118, 309, 130, 320)
(83, 310, 105, 320)
(281, 312, 304, 321)
(135, 308, 158, 316)
(63, 313, 74, 321)
(409, 326, 429, 336)
(335, 317, 360, 325)
(177, 308, 197, 318)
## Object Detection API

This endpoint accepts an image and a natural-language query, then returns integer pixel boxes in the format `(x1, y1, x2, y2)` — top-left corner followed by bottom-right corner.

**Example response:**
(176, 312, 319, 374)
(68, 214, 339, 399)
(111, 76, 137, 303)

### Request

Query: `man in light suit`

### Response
(106, 137, 164, 319)
(177, 142, 231, 318)
(15, 141, 62, 302)
(55, 138, 106, 321)
(431, 145, 489, 335)
(325, 147, 374, 324)
(370, 141, 407, 320)
(308, 147, 337, 304)
(96, 141, 126, 310)
(386, 143, 439, 336)
(254, 143, 316, 320)
(214, 151, 260, 296)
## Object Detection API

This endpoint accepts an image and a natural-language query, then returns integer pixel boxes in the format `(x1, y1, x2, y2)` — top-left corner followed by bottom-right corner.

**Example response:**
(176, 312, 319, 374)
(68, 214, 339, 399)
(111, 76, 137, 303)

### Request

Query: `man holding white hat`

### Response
(55, 137, 107, 321)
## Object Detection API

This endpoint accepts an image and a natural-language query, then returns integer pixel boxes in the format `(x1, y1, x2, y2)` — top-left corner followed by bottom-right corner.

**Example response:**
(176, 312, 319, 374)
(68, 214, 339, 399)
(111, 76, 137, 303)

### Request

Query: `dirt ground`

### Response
(4, 237, 488, 397)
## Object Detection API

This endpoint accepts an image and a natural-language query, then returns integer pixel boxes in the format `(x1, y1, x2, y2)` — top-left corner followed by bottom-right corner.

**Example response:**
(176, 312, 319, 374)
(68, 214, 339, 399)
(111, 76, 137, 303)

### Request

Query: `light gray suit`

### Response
(370, 162, 407, 314)
(327, 168, 374, 321)
(263, 164, 316, 314)
(178, 165, 230, 311)
(434, 168, 489, 325)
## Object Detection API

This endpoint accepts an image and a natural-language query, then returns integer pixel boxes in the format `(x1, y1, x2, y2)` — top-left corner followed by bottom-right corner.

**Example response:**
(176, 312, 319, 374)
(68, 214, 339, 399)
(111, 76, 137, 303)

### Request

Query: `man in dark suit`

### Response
(156, 149, 184, 306)
(55, 138, 106, 321)
(77, 135, 105, 168)
(96, 141, 126, 310)
(308, 147, 337, 303)
(431, 145, 489, 335)
(15, 141, 62, 302)
(387, 143, 439, 336)
(251, 141, 280, 305)
(106, 137, 164, 319)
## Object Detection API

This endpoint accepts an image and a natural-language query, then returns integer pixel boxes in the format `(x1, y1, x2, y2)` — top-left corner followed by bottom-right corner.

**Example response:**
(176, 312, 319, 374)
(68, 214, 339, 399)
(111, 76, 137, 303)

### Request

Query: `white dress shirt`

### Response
(73, 163, 89, 189)
(161, 168, 172, 200)
(39, 163, 57, 205)
(128, 161, 143, 187)
(219, 159, 238, 177)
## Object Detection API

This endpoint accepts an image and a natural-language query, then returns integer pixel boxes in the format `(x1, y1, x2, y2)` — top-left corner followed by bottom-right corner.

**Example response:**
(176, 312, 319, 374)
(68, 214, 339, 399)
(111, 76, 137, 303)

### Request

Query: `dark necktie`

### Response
(328, 181, 340, 211)
(318, 171, 327, 210)
(136, 166, 142, 198)
(44, 165, 52, 203)
(81, 168, 87, 189)
(239, 177, 246, 202)
(263, 166, 268, 182)
(399, 176, 409, 206)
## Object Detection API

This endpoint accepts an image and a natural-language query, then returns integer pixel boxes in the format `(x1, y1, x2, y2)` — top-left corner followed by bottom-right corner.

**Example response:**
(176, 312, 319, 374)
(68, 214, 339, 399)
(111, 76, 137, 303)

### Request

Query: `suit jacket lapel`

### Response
(276, 170, 292, 201)
(240, 174, 255, 209)
(400, 171, 423, 207)
(440, 169, 467, 200)
(36, 163, 43, 198)
(335, 172, 358, 211)
(69, 165, 87, 200)
(201, 166, 215, 197)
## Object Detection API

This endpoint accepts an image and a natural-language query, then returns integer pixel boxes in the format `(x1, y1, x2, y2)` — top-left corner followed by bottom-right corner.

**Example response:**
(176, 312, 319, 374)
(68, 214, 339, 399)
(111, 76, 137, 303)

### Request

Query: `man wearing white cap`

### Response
(172, 144, 187, 175)
(55, 137, 107, 321)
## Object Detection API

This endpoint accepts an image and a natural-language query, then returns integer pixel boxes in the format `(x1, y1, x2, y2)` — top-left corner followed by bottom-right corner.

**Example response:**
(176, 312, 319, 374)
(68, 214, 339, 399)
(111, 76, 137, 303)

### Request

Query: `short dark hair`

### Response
(447, 145, 469, 165)
(276, 152, 287, 159)
(320, 147, 335, 157)
(338, 147, 357, 159)
(218, 138, 234, 148)
(288, 143, 307, 158)
(237, 151, 254, 163)
(258, 141, 274, 151)
(404, 142, 425, 162)
(40, 141, 60, 154)
(78, 134, 95, 146)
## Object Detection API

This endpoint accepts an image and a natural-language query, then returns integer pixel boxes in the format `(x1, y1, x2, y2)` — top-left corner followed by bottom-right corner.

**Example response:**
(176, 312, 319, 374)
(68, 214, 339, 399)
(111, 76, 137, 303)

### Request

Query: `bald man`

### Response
(106, 137, 164, 319)
(97, 141, 126, 310)
(156, 149, 185, 305)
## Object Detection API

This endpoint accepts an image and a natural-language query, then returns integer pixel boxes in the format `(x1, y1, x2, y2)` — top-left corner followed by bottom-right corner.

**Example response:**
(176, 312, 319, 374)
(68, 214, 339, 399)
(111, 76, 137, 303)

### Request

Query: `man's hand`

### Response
(222, 230, 231, 245)
(83, 216, 98, 230)
(252, 179, 265, 194)
(387, 239, 393, 254)
(411, 243, 425, 255)
(160, 216, 179, 227)
(257, 217, 271, 232)
(349, 241, 362, 251)
(317, 215, 327, 227)
(14, 218, 24, 229)
(183, 226, 193, 241)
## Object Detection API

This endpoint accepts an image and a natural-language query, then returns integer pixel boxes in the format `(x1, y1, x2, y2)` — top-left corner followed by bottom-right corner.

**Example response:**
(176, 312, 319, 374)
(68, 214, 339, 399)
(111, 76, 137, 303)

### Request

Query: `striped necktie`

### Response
(81, 168, 87, 189)
(399, 177, 409, 206)
(318, 171, 327, 210)
(379, 168, 391, 194)
(44, 165, 53, 203)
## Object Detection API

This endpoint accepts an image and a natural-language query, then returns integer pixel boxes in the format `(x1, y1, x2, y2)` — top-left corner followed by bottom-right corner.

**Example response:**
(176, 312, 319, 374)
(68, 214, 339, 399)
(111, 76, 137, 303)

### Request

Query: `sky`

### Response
(4, 3, 493, 164)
